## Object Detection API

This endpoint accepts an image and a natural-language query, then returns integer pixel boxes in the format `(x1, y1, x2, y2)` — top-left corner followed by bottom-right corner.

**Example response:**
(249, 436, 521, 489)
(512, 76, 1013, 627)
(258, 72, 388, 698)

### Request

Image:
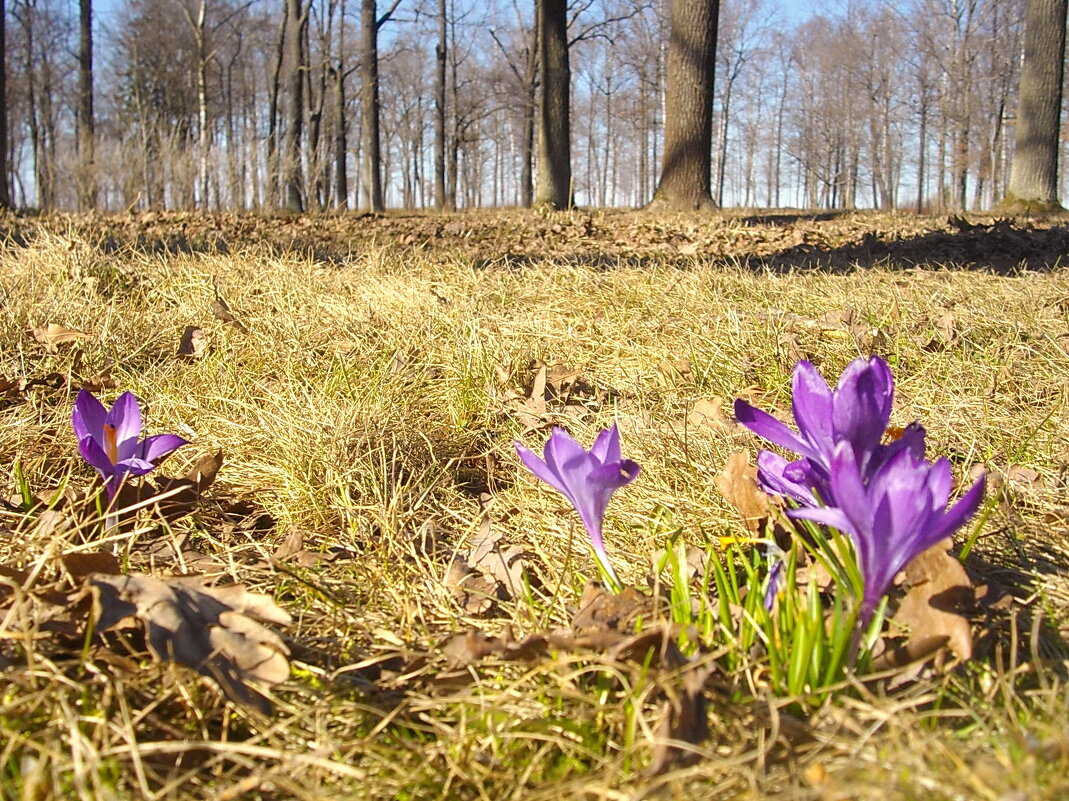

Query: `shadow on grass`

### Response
(751, 218, 1069, 275)
(5, 209, 1069, 275)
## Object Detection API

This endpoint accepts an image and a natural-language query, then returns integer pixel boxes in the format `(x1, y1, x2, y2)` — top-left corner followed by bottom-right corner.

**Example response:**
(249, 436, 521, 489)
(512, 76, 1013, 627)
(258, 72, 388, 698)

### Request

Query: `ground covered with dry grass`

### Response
(1, 209, 1068, 800)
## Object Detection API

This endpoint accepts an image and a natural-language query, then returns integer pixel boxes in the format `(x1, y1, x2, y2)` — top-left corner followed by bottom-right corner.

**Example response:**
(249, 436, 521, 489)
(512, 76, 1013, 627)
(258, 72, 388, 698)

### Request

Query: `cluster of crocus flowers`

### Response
(735, 357, 985, 622)
(515, 424, 640, 587)
(72, 389, 188, 499)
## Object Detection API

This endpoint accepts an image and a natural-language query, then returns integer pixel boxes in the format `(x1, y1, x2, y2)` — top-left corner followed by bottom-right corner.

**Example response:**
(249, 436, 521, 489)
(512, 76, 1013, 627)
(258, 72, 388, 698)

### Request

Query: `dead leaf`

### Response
(714, 451, 770, 533)
(178, 326, 209, 360)
(330, 339, 360, 355)
(32, 324, 90, 353)
(777, 331, 806, 364)
(572, 582, 649, 630)
(687, 397, 740, 434)
(510, 362, 547, 431)
(154, 451, 224, 520)
(61, 552, 121, 583)
(659, 360, 695, 384)
(211, 292, 248, 333)
(447, 507, 530, 614)
(611, 626, 687, 670)
(871, 634, 951, 672)
(646, 665, 711, 775)
(88, 573, 291, 714)
(919, 308, 958, 351)
(438, 626, 552, 668)
(893, 542, 974, 664)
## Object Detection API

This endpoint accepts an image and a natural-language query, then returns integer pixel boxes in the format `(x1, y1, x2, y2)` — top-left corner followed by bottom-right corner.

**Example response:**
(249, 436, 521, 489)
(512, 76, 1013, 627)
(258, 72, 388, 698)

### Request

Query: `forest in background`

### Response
(0, 0, 1061, 213)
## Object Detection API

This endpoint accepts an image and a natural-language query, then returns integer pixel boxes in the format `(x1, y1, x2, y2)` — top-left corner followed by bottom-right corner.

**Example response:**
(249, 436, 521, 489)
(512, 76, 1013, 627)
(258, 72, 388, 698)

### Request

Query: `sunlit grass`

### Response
(0, 209, 1067, 798)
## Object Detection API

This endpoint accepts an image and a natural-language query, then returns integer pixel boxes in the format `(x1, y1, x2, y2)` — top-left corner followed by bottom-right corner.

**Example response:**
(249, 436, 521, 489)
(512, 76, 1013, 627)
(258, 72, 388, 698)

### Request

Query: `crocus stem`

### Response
(596, 557, 623, 594)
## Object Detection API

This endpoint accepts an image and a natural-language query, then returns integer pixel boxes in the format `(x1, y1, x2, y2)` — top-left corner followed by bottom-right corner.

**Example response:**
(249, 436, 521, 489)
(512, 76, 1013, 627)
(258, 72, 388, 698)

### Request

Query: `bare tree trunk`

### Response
(0, 0, 8, 209)
(652, 0, 718, 210)
(716, 79, 732, 206)
(77, 0, 96, 210)
(180, 0, 210, 208)
(267, 11, 287, 209)
(283, 0, 305, 212)
(434, 0, 448, 210)
(360, 0, 384, 211)
(333, 66, 347, 207)
(308, 29, 327, 210)
(535, 0, 571, 208)
(519, 23, 537, 208)
(1006, 0, 1068, 209)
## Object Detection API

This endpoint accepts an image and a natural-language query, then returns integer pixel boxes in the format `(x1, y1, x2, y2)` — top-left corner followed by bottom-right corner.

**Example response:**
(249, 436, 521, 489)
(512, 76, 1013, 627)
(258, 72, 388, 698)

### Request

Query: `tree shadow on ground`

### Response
(750, 217, 1069, 275)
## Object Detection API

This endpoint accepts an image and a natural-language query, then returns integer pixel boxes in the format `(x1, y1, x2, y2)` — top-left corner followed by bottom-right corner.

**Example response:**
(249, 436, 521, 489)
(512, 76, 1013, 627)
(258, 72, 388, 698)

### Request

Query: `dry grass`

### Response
(1, 209, 1068, 800)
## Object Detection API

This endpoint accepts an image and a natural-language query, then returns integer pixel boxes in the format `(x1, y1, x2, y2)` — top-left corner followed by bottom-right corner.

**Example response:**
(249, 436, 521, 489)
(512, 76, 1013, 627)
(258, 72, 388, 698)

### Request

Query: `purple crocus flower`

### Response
(791, 442, 985, 622)
(72, 390, 188, 497)
(735, 357, 925, 506)
(763, 549, 786, 611)
(515, 424, 640, 586)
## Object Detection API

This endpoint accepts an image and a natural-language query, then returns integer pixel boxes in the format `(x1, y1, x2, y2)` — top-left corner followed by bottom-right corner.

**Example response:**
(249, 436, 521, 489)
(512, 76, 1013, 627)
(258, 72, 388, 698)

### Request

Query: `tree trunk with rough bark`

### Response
(283, 0, 306, 212)
(1005, 0, 1067, 210)
(535, 0, 571, 209)
(0, 0, 10, 209)
(652, 0, 718, 210)
(77, 0, 96, 210)
(361, 0, 384, 211)
(434, 0, 449, 210)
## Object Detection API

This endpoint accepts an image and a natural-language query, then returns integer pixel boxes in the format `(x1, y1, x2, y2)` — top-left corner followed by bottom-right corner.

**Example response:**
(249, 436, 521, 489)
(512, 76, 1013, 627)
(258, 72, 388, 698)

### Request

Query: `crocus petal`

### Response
(72, 389, 108, 444)
(764, 557, 785, 611)
(542, 431, 597, 503)
(788, 505, 855, 534)
(113, 457, 159, 477)
(734, 399, 822, 463)
(926, 474, 986, 544)
(589, 424, 622, 465)
(923, 458, 954, 509)
(105, 392, 144, 462)
(832, 358, 893, 463)
(791, 360, 835, 455)
(78, 436, 118, 478)
(588, 459, 640, 489)
(756, 451, 819, 506)
(514, 440, 571, 499)
(139, 433, 190, 464)
(827, 443, 871, 537)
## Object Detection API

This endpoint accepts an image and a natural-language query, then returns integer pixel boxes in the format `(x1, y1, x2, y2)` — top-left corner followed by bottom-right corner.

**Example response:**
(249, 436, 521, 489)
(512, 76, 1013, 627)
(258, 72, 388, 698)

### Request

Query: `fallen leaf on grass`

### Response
(687, 398, 740, 434)
(440, 627, 550, 667)
(446, 513, 529, 614)
(503, 361, 611, 431)
(918, 308, 958, 351)
(178, 326, 209, 360)
(88, 573, 291, 714)
(32, 323, 90, 352)
(893, 541, 974, 665)
(777, 332, 807, 364)
(572, 582, 650, 630)
(211, 290, 249, 333)
(61, 552, 121, 582)
(714, 451, 770, 534)
(508, 362, 547, 431)
(646, 664, 712, 775)
(659, 360, 695, 384)
(154, 450, 224, 519)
